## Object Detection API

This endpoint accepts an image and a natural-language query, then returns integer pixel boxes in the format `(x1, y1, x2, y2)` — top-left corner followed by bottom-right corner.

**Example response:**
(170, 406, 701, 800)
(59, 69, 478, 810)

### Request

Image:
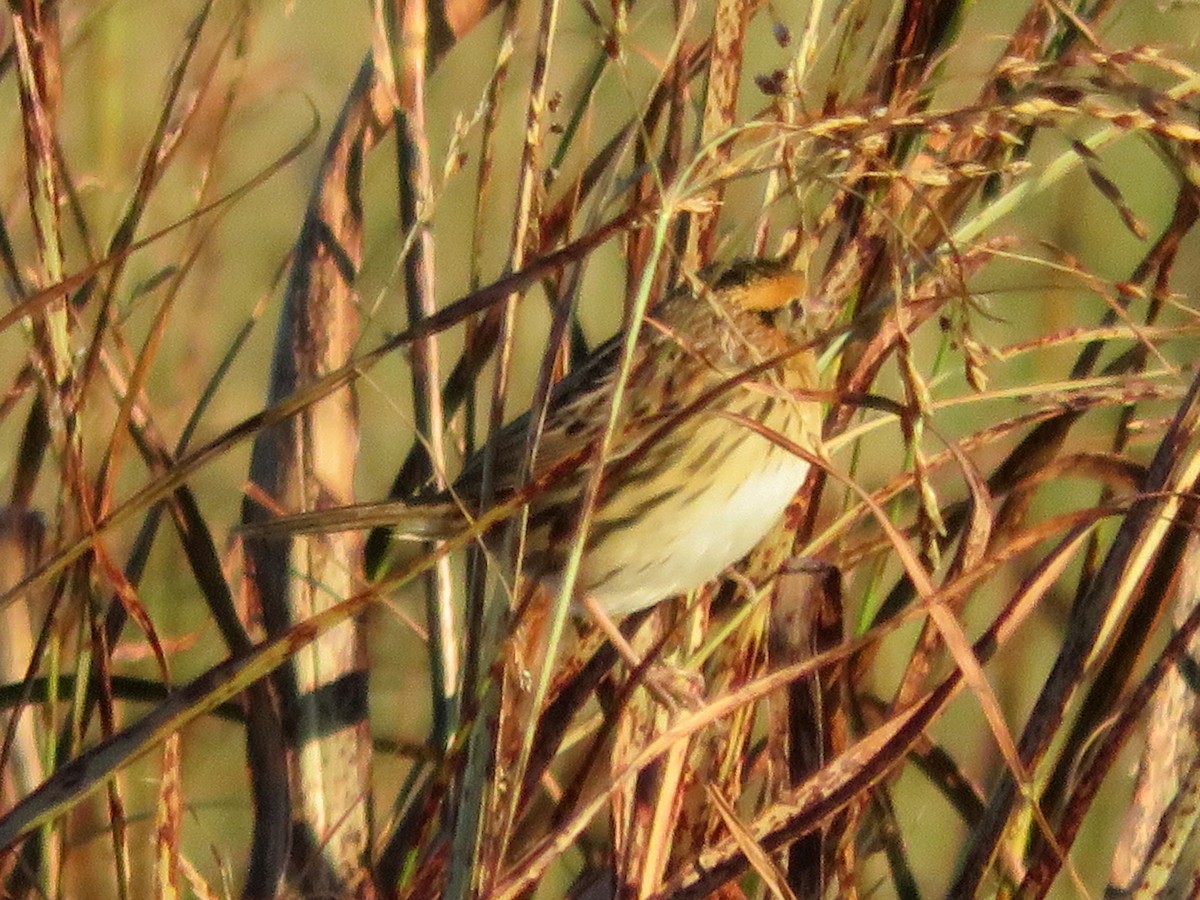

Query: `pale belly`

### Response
(575, 439, 811, 616)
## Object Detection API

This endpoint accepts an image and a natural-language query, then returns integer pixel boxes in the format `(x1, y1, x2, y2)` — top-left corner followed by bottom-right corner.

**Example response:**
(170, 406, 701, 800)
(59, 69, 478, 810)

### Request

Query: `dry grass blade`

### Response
(953, 371, 1200, 892)
(1018, 538, 1200, 893)
(470, 1, 568, 889)
(0, 510, 45, 897)
(152, 733, 183, 899)
(654, 677, 954, 900)
(1111, 530, 1200, 891)
(685, 0, 753, 262)
(0, 115, 318, 340)
(704, 781, 799, 900)
(1125, 758, 1200, 895)
(654, 522, 1097, 898)
(0, 490, 522, 855)
(240, 55, 383, 897)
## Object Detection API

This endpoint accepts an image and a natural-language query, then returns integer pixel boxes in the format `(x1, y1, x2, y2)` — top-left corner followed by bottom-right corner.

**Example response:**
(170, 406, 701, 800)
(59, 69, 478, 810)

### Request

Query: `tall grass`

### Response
(1, 1, 1200, 897)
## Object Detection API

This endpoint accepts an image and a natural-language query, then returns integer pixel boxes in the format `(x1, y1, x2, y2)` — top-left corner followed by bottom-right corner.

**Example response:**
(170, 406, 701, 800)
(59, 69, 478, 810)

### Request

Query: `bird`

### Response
(242, 257, 827, 618)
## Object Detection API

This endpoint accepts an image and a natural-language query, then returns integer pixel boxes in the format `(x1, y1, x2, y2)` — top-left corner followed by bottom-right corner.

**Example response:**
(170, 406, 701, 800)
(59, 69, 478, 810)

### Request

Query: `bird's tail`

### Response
(239, 499, 466, 541)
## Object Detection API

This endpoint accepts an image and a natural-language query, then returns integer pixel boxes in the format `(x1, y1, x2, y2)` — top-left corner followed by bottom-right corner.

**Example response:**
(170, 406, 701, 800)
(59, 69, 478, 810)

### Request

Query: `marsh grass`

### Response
(2, 1, 1200, 897)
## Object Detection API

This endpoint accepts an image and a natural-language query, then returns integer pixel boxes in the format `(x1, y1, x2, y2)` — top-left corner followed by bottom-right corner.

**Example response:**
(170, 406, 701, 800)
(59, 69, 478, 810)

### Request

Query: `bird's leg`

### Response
(580, 596, 644, 669)
(581, 596, 703, 710)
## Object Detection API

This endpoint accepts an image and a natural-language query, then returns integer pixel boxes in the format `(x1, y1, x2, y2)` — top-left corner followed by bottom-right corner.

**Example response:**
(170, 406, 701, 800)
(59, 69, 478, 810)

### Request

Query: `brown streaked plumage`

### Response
(242, 258, 828, 616)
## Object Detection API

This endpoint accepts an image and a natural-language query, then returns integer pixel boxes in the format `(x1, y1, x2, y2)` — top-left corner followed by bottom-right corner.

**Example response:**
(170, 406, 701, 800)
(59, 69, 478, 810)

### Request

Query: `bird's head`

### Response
(708, 257, 832, 339)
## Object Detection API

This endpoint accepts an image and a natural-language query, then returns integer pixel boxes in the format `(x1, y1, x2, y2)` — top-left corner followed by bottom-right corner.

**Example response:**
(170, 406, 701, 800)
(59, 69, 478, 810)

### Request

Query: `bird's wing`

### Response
(455, 328, 697, 499)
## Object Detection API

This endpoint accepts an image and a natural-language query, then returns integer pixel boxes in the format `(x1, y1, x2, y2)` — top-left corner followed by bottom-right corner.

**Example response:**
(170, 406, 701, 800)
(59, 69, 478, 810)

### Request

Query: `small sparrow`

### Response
(243, 258, 827, 616)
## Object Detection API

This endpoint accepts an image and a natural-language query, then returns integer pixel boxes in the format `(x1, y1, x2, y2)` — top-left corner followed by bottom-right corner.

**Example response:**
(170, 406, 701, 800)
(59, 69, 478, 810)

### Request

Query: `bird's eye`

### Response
(759, 300, 804, 331)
